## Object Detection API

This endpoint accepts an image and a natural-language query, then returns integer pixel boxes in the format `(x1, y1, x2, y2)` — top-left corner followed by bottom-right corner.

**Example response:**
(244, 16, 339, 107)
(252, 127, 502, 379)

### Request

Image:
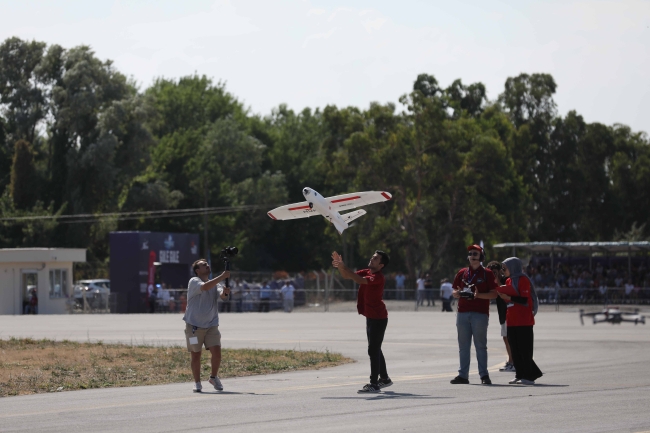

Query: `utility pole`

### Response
(203, 179, 209, 258)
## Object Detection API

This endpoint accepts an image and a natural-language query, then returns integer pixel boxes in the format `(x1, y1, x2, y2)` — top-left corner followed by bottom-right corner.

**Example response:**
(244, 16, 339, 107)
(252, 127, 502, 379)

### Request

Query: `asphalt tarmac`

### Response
(1, 305, 649, 433)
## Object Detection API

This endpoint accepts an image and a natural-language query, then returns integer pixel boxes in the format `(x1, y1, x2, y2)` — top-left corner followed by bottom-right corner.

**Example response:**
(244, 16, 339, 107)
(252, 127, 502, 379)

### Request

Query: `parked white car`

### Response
(73, 279, 110, 309)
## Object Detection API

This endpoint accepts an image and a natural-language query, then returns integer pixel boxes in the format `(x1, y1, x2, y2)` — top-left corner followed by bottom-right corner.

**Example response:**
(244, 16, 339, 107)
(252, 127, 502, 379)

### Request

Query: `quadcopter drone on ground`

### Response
(579, 306, 646, 325)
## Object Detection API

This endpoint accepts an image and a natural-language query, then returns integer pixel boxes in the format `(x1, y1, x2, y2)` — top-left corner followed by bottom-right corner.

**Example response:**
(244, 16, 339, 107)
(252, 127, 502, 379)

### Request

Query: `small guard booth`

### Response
(0, 248, 86, 315)
(110, 231, 200, 313)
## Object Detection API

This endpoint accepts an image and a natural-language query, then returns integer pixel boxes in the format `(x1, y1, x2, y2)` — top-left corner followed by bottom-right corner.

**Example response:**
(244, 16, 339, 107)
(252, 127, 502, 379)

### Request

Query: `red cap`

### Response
(467, 244, 483, 252)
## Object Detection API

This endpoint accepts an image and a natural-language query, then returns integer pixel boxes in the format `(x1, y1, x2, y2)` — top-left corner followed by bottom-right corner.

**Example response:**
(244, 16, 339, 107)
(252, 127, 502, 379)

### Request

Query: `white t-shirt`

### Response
(416, 278, 426, 291)
(182, 277, 223, 328)
(280, 284, 295, 300)
(625, 283, 635, 295)
(440, 282, 453, 299)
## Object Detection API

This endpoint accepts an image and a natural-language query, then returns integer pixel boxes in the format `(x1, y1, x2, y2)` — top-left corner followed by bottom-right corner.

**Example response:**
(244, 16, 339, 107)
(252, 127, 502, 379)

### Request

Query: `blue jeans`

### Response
(456, 312, 489, 379)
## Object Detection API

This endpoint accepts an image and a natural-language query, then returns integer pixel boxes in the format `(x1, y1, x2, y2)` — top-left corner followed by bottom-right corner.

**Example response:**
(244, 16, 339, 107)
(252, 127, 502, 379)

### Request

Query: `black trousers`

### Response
(442, 299, 453, 312)
(258, 298, 270, 312)
(366, 317, 389, 384)
(507, 326, 543, 381)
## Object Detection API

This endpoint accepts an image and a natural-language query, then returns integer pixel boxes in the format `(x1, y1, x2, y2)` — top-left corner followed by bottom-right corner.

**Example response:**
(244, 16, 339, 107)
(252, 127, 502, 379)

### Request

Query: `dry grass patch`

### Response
(0, 338, 352, 397)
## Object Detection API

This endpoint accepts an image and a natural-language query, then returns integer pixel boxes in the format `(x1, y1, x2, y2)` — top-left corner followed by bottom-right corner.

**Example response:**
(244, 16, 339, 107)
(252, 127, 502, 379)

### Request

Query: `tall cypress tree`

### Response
(10, 139, 37, 209)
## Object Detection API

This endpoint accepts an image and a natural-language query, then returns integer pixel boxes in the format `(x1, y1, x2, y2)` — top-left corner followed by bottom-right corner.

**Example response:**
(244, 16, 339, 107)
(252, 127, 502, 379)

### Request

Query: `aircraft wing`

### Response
(326, 191, 392, 211)
(267, 202, 319, 220)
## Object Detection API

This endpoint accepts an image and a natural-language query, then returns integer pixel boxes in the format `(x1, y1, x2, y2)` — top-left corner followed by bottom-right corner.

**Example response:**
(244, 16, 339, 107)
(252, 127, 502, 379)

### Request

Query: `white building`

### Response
(0, 248, 86, 315)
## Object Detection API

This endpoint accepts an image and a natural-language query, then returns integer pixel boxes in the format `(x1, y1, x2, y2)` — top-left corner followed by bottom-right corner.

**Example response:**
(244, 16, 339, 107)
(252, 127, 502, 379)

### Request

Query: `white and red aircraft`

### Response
(267, 187, 392, 234)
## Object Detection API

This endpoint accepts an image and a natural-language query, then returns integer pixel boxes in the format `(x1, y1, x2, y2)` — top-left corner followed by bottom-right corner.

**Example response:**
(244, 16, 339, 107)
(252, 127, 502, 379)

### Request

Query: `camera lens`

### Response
(222, 246, 238, 256)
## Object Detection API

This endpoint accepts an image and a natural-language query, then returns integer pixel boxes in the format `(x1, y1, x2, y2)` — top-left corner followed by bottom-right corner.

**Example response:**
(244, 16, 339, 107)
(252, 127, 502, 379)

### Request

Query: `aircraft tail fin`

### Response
(341, 209, 367, 225)
(332, 220, 348, 235)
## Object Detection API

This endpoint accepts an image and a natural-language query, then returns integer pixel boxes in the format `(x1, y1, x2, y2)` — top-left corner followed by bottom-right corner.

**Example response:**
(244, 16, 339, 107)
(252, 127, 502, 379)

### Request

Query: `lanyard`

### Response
(464, 268, 479, 285)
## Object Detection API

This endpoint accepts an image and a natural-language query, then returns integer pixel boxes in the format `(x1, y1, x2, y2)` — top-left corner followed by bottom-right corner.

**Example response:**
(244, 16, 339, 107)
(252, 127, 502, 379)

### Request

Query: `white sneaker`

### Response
(193, 382, 202, 392)
(209, 376, 223, 391)
(520, 379, 535, 385)
(508, 378, 521, 384)
(499, 362, 516, 372)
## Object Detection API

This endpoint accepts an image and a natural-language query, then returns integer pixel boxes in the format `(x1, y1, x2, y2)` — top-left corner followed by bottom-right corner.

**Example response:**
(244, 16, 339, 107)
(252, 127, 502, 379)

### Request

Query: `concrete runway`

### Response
(1, 306, 650, 433)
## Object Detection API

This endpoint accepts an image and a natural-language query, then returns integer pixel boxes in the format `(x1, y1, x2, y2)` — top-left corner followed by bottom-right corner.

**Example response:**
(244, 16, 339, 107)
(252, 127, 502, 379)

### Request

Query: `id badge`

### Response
(189, 336, 199, 345)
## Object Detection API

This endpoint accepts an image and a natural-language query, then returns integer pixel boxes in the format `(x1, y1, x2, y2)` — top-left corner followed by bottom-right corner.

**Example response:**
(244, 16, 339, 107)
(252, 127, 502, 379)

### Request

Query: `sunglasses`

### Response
(467, 252, 481, 257)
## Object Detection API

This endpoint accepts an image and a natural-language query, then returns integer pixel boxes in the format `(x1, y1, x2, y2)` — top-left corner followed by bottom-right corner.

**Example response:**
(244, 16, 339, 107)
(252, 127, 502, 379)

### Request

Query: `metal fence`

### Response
(537, 287, 650, 305)
(67, 268, 650, 313)
(67, 292, 118, 314)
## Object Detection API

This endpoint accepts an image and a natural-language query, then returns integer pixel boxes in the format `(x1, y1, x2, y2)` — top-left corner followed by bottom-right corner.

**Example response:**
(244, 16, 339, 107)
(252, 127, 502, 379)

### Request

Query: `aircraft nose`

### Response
(303, 188, 309, 195)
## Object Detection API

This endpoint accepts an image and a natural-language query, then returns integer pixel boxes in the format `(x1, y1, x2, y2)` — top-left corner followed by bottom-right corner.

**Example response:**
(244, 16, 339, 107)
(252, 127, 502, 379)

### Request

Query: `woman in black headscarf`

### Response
(498, 257, 543, 385)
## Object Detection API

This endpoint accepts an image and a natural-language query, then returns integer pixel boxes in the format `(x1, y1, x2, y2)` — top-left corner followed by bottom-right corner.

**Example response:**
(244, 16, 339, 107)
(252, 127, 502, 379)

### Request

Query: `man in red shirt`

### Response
(332, 250, 391, 393)
(450, 245, 498, 385)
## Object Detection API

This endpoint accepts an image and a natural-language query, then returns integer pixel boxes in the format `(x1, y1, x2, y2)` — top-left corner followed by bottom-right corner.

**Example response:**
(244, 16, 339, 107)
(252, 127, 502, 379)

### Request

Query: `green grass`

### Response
(0, 338, 352, 397)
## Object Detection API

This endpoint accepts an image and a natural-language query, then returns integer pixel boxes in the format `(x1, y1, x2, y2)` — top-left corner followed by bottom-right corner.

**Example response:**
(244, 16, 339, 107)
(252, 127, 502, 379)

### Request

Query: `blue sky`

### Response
(2, 0, 649, 133)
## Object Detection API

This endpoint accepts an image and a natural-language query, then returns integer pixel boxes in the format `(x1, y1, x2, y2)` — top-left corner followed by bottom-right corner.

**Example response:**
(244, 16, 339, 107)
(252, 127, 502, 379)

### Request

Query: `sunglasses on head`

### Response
(468, 252, 481, 257)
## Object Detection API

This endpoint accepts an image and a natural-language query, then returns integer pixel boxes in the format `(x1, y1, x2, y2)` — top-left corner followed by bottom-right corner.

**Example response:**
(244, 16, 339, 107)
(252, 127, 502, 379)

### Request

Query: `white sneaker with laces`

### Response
(500, 362, 516, 372)
(508, 378, 521, 384)
(193, 382, 202, 392)
(209, 376, 223, 391)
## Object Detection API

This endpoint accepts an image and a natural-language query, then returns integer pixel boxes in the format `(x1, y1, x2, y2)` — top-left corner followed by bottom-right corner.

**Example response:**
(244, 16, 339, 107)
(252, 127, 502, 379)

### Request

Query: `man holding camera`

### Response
(184, 259, 231, 392)
(450, 245, 498, 385)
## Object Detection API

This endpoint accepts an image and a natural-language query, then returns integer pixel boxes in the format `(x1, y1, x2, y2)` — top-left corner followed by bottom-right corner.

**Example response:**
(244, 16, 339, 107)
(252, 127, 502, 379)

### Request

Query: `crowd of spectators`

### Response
(525, 259, 650, 303)
(153, 275, 305, 313)
(148, 259, 650, 311)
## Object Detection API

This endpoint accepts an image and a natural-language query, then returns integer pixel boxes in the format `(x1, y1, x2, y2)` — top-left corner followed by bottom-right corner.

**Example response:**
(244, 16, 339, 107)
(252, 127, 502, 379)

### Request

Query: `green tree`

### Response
(499, 73, 558, 240)
(0, 37, 47, 145)
(445, 79, 487, 118)
(9, 139, 38, 209)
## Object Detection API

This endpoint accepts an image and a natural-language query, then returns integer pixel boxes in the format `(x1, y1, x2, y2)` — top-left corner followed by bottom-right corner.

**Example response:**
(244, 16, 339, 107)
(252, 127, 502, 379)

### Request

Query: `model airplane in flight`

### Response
(579, 306, 646, 325)
(267, 187, 392, 234)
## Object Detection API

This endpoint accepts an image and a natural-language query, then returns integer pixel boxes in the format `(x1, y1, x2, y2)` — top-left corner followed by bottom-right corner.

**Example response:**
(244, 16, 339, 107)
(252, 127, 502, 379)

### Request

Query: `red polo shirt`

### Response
(452, 266, 497, 315)
(355, 269, 388, 319)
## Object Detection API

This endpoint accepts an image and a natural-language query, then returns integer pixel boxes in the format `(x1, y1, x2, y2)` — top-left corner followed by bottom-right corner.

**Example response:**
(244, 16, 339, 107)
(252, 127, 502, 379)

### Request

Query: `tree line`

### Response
(1, 37, 648, 281)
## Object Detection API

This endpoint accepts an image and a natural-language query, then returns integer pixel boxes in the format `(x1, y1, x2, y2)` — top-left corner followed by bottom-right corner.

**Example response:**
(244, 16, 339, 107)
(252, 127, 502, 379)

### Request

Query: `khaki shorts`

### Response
(184, 323, 221, 352)
(501, 322, 508, 338)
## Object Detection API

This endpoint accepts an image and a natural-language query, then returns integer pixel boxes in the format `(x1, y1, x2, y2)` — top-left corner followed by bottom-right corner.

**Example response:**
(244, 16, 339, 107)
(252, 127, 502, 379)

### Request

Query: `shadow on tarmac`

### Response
(322, 391, 451, 400)
(196, 391, 274, 396)
(469, 383, 568, 388)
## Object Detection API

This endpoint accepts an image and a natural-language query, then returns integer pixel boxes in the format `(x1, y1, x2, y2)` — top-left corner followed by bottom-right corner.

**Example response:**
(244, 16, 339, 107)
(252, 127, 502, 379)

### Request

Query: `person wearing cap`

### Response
(450, 244, 498, 385)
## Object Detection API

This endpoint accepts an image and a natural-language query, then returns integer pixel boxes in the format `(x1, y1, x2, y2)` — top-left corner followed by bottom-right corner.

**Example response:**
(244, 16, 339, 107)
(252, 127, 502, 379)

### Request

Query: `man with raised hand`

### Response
(450, 245, 498, 385)
(332, 250, 392, 393)
(184, 259, 230, 393)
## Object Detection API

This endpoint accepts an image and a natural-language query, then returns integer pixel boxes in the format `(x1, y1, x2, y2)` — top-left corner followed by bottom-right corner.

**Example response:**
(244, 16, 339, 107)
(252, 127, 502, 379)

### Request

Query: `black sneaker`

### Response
(450, 375, 469, 384)
(377, 378, 393, 389)
(481, 375, 492, 385)
(358, 383, 381, 393)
